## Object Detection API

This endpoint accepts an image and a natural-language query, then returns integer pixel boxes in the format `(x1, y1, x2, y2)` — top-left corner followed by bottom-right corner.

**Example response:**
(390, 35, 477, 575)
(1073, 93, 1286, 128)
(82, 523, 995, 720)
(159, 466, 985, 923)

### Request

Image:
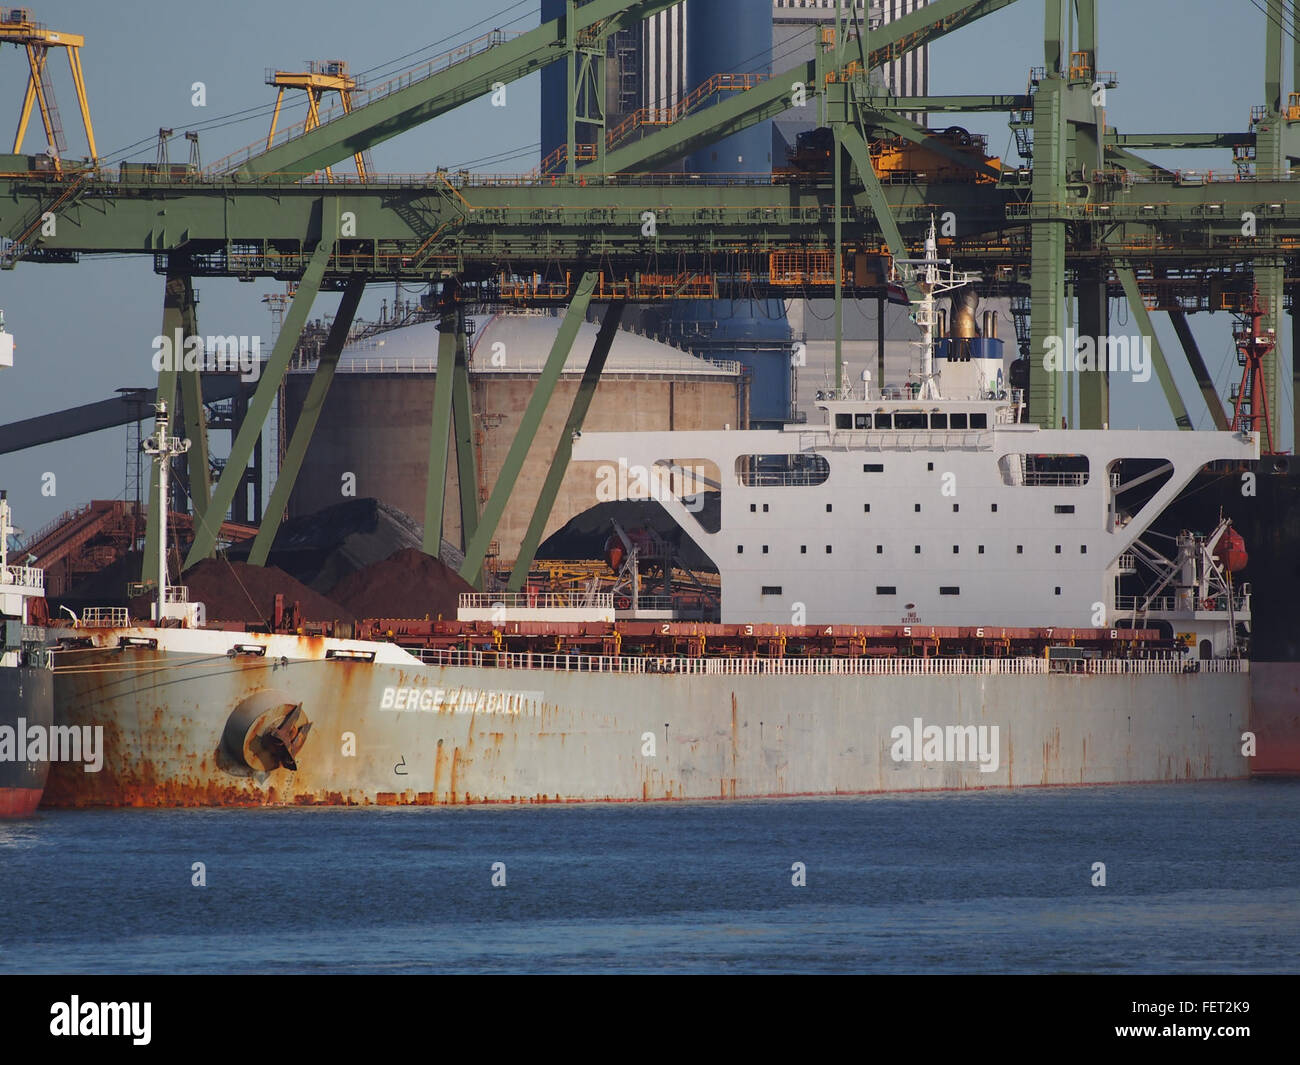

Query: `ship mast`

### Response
(890, 217, 981, 400)
(140, 401, 190, 623)
(0, 490, 10, 574)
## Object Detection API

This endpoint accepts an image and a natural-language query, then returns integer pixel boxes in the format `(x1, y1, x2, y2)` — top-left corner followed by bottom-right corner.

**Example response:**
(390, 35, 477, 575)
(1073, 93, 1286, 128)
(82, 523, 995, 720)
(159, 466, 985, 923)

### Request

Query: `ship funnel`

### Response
(951, 288, 979, 339)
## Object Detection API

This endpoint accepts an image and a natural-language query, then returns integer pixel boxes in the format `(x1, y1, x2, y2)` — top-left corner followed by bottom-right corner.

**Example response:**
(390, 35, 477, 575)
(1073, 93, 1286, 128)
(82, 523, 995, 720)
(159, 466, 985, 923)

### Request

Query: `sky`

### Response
(0, 0, 1291, 536)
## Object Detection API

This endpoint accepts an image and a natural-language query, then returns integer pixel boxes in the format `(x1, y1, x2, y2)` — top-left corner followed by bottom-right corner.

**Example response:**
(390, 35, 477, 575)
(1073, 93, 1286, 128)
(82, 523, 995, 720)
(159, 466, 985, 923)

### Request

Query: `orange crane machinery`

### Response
(265, 60, 369, 181)
(1, 6, 96, 170)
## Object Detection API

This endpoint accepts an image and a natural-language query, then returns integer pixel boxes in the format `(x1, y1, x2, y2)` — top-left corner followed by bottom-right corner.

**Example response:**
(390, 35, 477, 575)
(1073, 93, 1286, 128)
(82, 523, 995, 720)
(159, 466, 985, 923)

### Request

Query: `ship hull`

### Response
(45, 631, 1250, 806)
(0, 666, 53, 816)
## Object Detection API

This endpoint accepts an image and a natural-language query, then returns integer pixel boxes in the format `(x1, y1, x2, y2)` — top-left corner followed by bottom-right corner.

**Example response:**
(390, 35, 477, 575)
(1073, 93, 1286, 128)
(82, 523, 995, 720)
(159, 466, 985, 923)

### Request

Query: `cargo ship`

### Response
(1, 490, 54, 816)
(39, 231, 1264, 806)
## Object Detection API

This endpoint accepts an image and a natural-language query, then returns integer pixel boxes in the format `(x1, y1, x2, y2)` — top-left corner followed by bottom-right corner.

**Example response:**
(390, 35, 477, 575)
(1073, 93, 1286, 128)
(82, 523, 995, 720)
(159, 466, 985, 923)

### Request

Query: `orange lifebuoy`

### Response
(616, 596, 631, 610)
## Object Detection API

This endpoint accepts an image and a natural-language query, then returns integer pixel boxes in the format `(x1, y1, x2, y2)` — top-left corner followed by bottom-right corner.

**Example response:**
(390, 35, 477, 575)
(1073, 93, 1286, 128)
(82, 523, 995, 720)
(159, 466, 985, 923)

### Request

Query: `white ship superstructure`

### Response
(573, 223, 1260, 655)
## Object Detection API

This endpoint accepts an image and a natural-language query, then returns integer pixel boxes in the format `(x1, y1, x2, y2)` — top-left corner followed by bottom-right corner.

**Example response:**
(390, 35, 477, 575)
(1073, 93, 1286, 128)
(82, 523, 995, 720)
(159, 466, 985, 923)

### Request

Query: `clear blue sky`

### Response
(0, 0, 1290, 534)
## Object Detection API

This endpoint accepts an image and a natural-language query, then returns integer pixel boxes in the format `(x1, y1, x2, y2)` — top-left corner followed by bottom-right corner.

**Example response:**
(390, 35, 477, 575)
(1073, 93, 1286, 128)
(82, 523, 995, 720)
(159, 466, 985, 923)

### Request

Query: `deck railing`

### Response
(410, 649, 1247, 676)
(1, 563, 44, 590)
(459, 591, 614, 610)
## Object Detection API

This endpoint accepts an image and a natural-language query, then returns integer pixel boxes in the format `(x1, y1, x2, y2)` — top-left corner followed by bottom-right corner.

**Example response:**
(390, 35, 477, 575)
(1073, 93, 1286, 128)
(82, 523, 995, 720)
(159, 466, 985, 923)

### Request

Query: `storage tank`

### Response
(281, 313, 746, 564)
(685, 0, 773, 174)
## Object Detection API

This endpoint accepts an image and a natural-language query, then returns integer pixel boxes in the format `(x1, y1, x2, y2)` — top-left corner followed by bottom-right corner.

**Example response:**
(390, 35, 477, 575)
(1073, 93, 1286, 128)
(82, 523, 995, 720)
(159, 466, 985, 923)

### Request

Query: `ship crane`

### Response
(888, 216, 981, 400)
(0, 6, 97, 170)
(1123, 517, 1250, 657)
(264, 60, 371, 181)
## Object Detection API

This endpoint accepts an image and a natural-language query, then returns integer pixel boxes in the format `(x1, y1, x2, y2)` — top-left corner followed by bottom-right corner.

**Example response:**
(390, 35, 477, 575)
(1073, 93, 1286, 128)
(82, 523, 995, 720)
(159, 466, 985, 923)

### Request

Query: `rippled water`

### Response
(1, 780, 1297, 973)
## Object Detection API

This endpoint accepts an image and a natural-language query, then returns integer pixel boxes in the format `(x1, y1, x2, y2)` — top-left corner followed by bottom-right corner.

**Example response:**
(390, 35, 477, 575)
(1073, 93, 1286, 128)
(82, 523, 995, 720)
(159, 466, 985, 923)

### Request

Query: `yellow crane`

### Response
(265, 60, 369, 181)
(1, 7, 96, 170)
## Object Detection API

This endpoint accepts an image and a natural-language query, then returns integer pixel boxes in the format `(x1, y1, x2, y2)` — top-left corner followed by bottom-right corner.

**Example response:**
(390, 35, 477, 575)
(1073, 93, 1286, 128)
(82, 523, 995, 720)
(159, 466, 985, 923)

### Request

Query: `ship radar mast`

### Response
(889, 216, 982, 399)
(141, 402, 190, 624)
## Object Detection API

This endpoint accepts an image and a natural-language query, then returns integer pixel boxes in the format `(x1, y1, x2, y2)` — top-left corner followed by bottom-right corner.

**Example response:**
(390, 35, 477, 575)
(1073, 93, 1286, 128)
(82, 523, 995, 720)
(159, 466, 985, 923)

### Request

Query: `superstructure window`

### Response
(876, 586, 897, 595)
(876, 545, 883, 554)
(762, 545, 769, 554)
(836, 413, 852, 429)
(855, 414, 870, 429)
(874, 414, 892, 430)
(761, 586, 782, 596)
(825, 545, 833, 554)
(914, 545, 921, 554)
(737, 454, 830, 487)
(826, 503, 832, 512)
(931, 413, 948, 429)
(737, 545, 744, 554)
(950, 413, 968, 429)
(952, 504, 959, 513)
(1055, 545, 1062, 554)
(896, 412, 926, 429)
(1055, 504, 1076, 514)
(953, 545, 959, 554)
(940, 586, 960, 596)
(970, 413, 988, 429)
(1016, 545, 1023, 554)
(863, 503, 871, 512)
(801, 545, 807, 554)
(863, 463, 884, 473)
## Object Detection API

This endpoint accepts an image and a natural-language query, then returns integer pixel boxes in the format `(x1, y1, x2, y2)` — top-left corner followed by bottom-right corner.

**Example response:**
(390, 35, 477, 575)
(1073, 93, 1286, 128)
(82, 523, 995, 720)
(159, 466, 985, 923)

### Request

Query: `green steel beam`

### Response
(1257, 262, 1285, 434)
(235, 0, 681, 178)
(1102, 145, 1174, 177)
(1108, 132, 1254, 151)
(248, 276, 365, 566)
(451, 326, 479, 551)
(1029, 77, 1066, 428)
(423, 313, 459, 556)
(141, 273, 188, 583)
(1168, 308, 1229, 431)
(171, 276, 209, 522)
(866, 94, 1032, 112)
(19, 171, 1300, 263)
(595, 0, 1024, 174)
(184, 238, 334, 567)
(1075, 0, 1097, 54)
(1266, 0, 1285, 113)
(1115, 266, 1193, 430)
(1075, 265, 1107, 428)
(507, 299, 626, 591)
(177, 369, 210, 518)
(839, 124, 916, 289)
(1045, 0, 1064, 73)
(459, 271, 598, 587)
(1068, 0, 1104, 430)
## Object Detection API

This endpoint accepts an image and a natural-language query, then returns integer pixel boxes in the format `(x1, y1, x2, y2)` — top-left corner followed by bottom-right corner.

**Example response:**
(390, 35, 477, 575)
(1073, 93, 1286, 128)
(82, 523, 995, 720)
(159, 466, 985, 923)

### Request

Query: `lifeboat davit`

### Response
(1214, 528, 1248, 573)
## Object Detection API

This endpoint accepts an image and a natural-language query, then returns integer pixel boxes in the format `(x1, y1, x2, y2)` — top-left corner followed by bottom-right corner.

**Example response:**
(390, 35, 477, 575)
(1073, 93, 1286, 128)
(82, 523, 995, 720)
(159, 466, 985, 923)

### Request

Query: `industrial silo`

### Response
(280, 312, 745, 564)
